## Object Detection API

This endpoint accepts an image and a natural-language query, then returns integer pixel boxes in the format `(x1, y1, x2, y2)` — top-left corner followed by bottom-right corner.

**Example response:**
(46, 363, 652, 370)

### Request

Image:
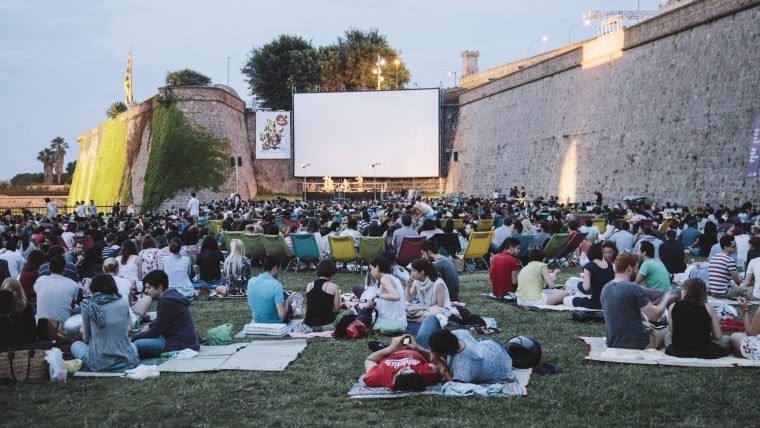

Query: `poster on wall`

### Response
(747, 116, 760, 178)
(256, 111, 291, 159)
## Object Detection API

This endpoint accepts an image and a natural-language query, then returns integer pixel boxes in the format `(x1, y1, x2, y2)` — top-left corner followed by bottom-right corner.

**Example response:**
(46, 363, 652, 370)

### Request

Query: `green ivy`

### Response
(142, 99, 231, 211)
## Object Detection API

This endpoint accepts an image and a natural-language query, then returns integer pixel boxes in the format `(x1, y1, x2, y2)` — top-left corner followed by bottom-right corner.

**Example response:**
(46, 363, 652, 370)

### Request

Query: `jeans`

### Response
(415, 316, 442, 348)
(133, 336, 166, 358)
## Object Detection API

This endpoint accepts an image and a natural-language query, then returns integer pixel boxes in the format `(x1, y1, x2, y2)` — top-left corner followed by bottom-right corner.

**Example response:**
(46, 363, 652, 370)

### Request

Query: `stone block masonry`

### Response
(445, 0, 760, 206)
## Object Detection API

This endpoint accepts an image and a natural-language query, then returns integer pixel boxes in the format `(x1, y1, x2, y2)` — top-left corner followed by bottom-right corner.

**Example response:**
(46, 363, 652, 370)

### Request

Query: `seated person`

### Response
(420, 240, 460, 302)
(665, 278, 729, 359)
(410, 316, 513, 383)
(363, 334, 440, 391)
(708, 235, 744, 297)
(659, 230, 687, 275)
(71, 274, 140, 372)
(564, 242, 614, 309)
(405, 258, 452, 319)
(216, 239, 251, 297)
(600, 252, 676, 350)
(304, 260, 349, 331)
(247, 256, 293, 324)
(635, 240, 671, 303)
(131, 270, 200, 358)
(365, 255, 407, 332)
(730, 296, 760, 360)
(194, 236, 225, 288)
(488, 238, 521, 299)
(515, 249, 568, 306)
(0, 278, 36, 346)
(34, 255, 81, 336)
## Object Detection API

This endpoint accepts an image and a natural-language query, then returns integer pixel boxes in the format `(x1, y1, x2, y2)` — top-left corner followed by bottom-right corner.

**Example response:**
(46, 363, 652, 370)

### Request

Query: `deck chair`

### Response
(74, 235, 94, 252)
(275, 215, 283, 228)
(358, 237, 386, 272)
(551, 232, 588, 269)
(592, 219, 606, 234)
(659, 218, 673, 233)
(476, 219, 494, 232)
(461, 231, 493, 272)
(241, 233, 267, 266)
(262, 234, 295, 271)
(396, 236, 427, 267)
(208, 220, 224, 236)
(428, 233, 461, 258)
(290, 233, 322, 271)
(222, 231, 244, 252)
(56, 236, 69, 251)
(451, 218, 465, 229)
(328, 236, 359, 271)
(511, 234, 534, 261)
(542, 233, 571, 267)
(493, 217, 504, 228)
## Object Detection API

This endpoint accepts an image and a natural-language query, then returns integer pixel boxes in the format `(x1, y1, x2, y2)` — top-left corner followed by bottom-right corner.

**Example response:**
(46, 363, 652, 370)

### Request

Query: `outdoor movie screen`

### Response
(293, 89, 440, 178)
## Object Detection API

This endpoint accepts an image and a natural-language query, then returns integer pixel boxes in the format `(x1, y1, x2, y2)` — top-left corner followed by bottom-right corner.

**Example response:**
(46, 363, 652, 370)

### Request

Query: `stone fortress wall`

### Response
(445, 0, 760, 206)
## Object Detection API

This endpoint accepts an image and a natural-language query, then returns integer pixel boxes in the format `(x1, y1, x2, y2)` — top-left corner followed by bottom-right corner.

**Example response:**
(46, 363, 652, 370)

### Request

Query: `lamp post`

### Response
(374, 54, 386, 90)
(369, 162, 381, 201)
(300, 163, 310, 201)
(568, 20, 591, 44)
(448, 71, 457, 88)
(526, 36, 549, 57)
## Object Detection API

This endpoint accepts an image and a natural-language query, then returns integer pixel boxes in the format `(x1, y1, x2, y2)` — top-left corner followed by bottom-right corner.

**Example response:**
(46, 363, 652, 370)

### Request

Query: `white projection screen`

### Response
(293, 89, 440, 177)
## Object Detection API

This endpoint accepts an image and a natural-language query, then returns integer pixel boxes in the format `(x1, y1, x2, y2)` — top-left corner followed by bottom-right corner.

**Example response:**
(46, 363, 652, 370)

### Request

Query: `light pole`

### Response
(369, 162, 381, 201)
(526, 36, 549, 57)
(300, 163, 310, 201)
(374, 54, 386, 90)
(448, 71, 457, 88)
(393, 58, 400, 89)
(568, 20, 591, 44)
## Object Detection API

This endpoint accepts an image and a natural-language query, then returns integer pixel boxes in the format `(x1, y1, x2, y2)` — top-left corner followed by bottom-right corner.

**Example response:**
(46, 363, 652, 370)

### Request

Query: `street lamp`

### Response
(375, 54, 386, 90)
(568, 20, 591, 44)
(300, 163, 310, 201)
(526, 36, 549, 57)
(448, 71, 457, 88)
(369, 162, 381, 201)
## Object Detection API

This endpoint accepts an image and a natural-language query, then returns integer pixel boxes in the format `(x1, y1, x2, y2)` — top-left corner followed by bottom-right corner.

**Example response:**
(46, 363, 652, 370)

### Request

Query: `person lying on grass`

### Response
(363, 334, 440, 392)
(131, 270, 199, 358)
(600, 252, 677, 350)
(730, 297, 760, 360)
(515, 249, 568, 306)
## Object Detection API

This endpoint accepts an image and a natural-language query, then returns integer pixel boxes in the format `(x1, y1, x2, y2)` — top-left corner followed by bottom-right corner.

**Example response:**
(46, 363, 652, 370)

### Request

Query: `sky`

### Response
(0, 0, 664, 180)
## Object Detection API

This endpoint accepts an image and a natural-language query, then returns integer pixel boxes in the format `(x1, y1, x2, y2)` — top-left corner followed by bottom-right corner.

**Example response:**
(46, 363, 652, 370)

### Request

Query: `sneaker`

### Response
(367, 340, 387, 352)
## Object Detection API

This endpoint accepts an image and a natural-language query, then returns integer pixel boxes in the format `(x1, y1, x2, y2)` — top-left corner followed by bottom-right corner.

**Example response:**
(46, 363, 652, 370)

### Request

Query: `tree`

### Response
(241, 35, 321, 111)
(66, 160, 77, 177)
(106, 101, 128, 119)
(36, 148, 55, 184)
(49, 137, 69, 184)
(319, 28, 410, 91)
(165, 69, 212, 87)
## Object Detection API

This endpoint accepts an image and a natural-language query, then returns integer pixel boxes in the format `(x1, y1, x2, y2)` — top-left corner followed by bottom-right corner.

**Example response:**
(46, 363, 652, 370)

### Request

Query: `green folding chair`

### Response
(241, 233, 267, 266)
(358, 236, 386, 272)
(262, 234, 295, 272)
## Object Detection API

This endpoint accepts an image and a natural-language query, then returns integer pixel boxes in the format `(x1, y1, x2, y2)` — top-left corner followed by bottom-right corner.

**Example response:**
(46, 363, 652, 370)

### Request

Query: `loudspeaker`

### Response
(237, 156, 242, 167)
(230, 157, 235, 167)
(453, 152, 459, 162)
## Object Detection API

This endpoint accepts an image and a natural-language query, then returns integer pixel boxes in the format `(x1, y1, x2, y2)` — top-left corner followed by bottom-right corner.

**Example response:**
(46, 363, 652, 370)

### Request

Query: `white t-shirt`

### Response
(188, 197, 200, 217)
(112, 275, 133, 306)
(745, 257, 760, 299)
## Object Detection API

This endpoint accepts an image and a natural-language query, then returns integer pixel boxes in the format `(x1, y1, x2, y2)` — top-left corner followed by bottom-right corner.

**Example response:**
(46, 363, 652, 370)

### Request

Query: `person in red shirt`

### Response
(489, 238, 521, 298)
(363, 335, 440, 391)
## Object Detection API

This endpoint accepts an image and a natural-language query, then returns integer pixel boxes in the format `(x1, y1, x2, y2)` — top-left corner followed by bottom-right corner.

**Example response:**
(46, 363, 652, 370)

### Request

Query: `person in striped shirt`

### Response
(707, 235, 745, 297)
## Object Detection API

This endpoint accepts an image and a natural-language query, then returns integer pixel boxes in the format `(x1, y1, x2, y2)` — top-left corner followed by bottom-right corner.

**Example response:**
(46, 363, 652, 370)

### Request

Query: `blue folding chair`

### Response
(291, 233, 322, 272)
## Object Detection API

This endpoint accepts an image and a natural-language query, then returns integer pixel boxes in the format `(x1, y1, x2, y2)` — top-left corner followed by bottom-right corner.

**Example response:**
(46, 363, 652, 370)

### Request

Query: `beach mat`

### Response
(158, 340, 306, 373)
(581, 336, 760, 368)
(347, 368, 532, 399)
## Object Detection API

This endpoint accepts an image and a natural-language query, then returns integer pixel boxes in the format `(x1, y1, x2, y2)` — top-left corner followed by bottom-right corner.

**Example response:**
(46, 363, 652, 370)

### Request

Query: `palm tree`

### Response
(36, 148, 55, 184)
(49, 137, 69, 184)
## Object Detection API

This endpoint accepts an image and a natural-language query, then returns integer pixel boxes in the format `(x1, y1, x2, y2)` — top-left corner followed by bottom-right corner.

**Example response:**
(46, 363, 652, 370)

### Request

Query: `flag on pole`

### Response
(123, 49, 133, 105)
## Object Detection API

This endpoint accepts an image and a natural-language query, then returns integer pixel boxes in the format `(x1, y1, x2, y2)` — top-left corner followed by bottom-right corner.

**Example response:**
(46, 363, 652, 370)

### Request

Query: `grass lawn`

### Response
(2, 267, 756, 427)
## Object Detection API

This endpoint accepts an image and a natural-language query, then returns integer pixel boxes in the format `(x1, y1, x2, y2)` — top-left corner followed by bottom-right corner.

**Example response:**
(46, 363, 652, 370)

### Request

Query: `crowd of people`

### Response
(0, 191, 758, 380)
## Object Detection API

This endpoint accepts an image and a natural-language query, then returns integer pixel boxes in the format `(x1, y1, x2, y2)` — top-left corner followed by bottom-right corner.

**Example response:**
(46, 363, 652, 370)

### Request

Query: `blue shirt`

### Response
(679, 227, 699, 249)
(247, 273, 285, 324)
(447, 330, 513, 383)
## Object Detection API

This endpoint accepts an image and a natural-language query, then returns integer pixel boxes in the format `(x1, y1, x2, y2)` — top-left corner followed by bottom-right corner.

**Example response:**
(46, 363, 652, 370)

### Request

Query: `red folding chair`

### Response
(396, 236, 427, 267)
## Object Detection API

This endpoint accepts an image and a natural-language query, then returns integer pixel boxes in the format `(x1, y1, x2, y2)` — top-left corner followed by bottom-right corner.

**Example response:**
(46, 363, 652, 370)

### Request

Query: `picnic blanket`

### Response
(234, 320, 303, 338)
(158, 340, 307, 372)
(581, 336, 760, 367)
(520, 304, 601, 312)
(347, 369, 532, 399)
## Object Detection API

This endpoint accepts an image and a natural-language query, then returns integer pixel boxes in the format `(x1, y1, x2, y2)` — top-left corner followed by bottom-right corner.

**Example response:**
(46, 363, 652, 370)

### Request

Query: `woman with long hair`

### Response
(303, 260, 346, 331)
(138, 235, 161, 273)
(0, 278, 36, 345)
(405, 258, 451, 319)
(688, 221, 718, 257)
(162, 237, 195, 298)
(216, 239, 251, 297)
(565, 243, 615, 309)
(666, 278, 728, 359)
(117, 240, 143, 292)
(366, 255, 406, 333)
(18, 249, 45, 300)
(195, 235, 225, 289)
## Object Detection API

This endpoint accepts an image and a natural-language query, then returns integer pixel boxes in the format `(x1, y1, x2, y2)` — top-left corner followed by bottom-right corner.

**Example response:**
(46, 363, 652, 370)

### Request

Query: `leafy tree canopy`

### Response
(241, 35, 320, 111)
(165, 69, 212, 87)
(106, 101, 128, 119)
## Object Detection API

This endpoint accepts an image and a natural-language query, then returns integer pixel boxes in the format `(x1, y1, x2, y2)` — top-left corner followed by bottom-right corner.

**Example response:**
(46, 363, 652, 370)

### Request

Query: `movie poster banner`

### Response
(256, 111, 291, 159)
(746, 116, 760, 178)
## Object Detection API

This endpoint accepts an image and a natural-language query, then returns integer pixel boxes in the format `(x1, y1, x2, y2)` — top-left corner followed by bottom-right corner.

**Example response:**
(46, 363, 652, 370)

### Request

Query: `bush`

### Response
(165, 69, 212, 87)
(106, 101, 128, 119)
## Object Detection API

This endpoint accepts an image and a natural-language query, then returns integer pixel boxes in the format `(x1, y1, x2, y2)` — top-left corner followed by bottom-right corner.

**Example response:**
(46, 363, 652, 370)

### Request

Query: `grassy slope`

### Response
(2, 269, 756, 427)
